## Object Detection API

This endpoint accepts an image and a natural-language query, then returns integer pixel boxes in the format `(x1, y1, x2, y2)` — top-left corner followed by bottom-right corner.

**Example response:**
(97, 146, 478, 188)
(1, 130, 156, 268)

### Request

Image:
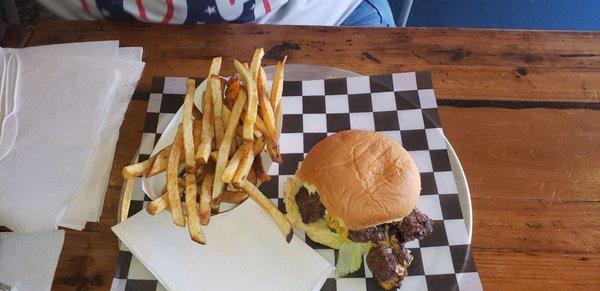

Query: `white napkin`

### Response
(0, 230, 65, 291)
(4, 40, 119, 59)
(113, 199, 334, 291)
(60, 55, 145, 229)
(0, 55, 118, 232)
(10, 53, 118, 148)
(0, 41, 145, 232)
(118, 47, 144, 61)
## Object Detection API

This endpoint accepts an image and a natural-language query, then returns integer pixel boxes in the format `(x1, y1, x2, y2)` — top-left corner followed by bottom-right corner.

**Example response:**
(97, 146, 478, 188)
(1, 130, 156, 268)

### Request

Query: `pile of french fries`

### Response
(120, 48, 292, 244)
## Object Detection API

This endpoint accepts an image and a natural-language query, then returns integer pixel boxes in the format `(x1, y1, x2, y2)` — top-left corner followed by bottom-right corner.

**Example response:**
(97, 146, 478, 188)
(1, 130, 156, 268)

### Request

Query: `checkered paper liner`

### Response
(111, 73, 482, 291)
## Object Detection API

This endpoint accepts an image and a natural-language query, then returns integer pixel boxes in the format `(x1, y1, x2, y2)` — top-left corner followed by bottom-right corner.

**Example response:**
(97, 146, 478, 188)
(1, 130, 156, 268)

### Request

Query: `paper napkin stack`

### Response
(0, 41, 145, 232)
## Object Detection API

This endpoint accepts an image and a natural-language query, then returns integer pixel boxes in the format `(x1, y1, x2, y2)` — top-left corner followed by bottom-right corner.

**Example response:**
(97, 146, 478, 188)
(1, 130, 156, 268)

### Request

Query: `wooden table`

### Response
(8, 21, 599, 290)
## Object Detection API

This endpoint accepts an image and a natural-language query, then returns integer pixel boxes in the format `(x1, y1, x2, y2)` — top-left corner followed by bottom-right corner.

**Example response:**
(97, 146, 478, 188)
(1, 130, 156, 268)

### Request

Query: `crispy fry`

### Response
(234, 60, 258, 141)
(120, 178, 135, 222)
(122, 155, 156, 179)
(167, 125, 186, 226)
(267, 139, 282, 164)
(200, 173, 214, 225)
(183, 79, 205, 243)
(249, 48, 265, 82)
(196, 83, 213, 162)
(270, 56, 287, 111)
(210, 150, 219, 161)
(185, 173, 205, 243)
(232, 141, 255, 185)
(252, 156, 271, 183)
(258, 66, 277, 140)
(213, 85, 248, 199)
(146, 119, 202, 177)
(219, 190, 249, 204)
(222, 104, 231, 126)
(146, 192, 169, 215)
(195, 58, 222, 163)
(248, 167, 258, 185)
(253, 137, 265, 156)
(211, 75, 225, 147)
(239, 180, 293, 242)
(225, 73, 241, 109)
(221, 142, 248, 183)
(254, 116, 269, 137)
(192, 106, 202, 120)
(147, 177, 185, 215)
(183, 79, 198, 167)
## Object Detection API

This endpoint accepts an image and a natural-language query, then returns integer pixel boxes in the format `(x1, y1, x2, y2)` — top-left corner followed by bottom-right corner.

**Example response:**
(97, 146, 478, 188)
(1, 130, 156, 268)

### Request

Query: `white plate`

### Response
(138, 66, 473, 242)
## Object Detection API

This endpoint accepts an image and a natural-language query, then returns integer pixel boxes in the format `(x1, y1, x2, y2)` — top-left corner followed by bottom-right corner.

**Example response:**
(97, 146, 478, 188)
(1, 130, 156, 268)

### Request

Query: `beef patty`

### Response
(389, 208, 433, 243)
(366, 244, 413, 290)
(295, 187, 326, 223)
(347, 225, 386, 243)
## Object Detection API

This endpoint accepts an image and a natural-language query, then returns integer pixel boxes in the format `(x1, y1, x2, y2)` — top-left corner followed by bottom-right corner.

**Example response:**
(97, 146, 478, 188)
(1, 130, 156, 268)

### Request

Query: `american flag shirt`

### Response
(39, 0, 288, 24)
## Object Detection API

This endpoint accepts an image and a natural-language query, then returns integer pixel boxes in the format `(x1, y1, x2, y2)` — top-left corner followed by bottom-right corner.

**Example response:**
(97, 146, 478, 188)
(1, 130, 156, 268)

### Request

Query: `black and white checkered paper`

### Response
(112, 73, 482, 291)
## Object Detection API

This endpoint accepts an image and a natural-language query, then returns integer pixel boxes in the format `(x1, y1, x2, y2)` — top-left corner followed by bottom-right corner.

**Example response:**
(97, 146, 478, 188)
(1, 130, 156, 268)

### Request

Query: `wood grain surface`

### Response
(13, 21, 600, 290)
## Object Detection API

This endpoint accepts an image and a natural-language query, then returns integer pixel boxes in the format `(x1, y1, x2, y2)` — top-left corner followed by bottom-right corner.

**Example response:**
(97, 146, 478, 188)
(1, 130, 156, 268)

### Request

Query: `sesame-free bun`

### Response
(297, 130, 421, 230)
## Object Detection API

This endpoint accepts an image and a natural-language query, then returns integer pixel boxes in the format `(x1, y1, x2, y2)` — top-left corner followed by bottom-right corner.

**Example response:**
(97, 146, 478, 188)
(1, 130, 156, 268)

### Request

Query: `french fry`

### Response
(222, 104, 231, 126)
(249, 48, 265, 82)
(185, 173, 205, 243)
(225, 73, 241, 109)
(122, 155, 156, 179)
(258, 66, 277, 140)
(199, 173, 214, 225)
(236, 124, 262, 139)
(219, 190, 249, 204)
(239, 180, 293, 242)
(232, 142, 255, 185)
(234, 60, 258, 141)
(222, 142, 250, 183)
(253, 137, 265, 156)
(146, 192, 169, 215)
(213, 88, 248, 197)
(183, 79, 198, 167)
(267, 140, 282, 164)
(248, 167, 258, 185)
(211, 75, 225, 147)
(195, 58, 222, 162)
(192, 106, 202, 120)
(147, 118, 202, 177)
(167, 125, 186, 226)
(252, 156, 271, 183)
(254, 116, 270, 137)
(270, 56, 287, 111)
(183, 79, 205, 244)
(210, 150, 219, 161)
(120, 178, 135, 222)
(147, 177, 185, 215)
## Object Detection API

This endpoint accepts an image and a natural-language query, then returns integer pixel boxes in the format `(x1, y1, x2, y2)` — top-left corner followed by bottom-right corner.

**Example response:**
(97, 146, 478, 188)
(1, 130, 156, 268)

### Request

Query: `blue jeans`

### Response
(341, 0, 396, 27)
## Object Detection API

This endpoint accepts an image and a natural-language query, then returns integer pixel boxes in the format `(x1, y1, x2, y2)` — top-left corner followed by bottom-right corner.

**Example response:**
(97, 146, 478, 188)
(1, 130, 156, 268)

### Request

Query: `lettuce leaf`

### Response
(336, 242, 372, 277)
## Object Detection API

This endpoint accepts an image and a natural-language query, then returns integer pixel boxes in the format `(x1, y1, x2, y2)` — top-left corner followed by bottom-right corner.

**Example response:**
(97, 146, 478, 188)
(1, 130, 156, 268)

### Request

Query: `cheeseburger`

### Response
(284, 130, 433, 290)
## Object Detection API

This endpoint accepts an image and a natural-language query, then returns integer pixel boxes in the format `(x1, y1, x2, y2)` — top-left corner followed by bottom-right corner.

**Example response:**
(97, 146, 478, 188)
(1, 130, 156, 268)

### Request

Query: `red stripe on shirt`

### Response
(161, 0, 174, 24)
(263, 0, 271, 13)
(81, 0, 91, 14)
(136, 0, 149, 21)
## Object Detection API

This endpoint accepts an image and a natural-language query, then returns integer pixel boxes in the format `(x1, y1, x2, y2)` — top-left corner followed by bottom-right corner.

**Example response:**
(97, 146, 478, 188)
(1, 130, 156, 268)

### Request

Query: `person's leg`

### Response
(341, 0, 396, 27)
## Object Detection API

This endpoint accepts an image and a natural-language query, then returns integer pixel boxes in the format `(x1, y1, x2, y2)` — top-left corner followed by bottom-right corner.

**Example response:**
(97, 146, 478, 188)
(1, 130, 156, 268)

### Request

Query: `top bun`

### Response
(297, 130, 421, 230)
